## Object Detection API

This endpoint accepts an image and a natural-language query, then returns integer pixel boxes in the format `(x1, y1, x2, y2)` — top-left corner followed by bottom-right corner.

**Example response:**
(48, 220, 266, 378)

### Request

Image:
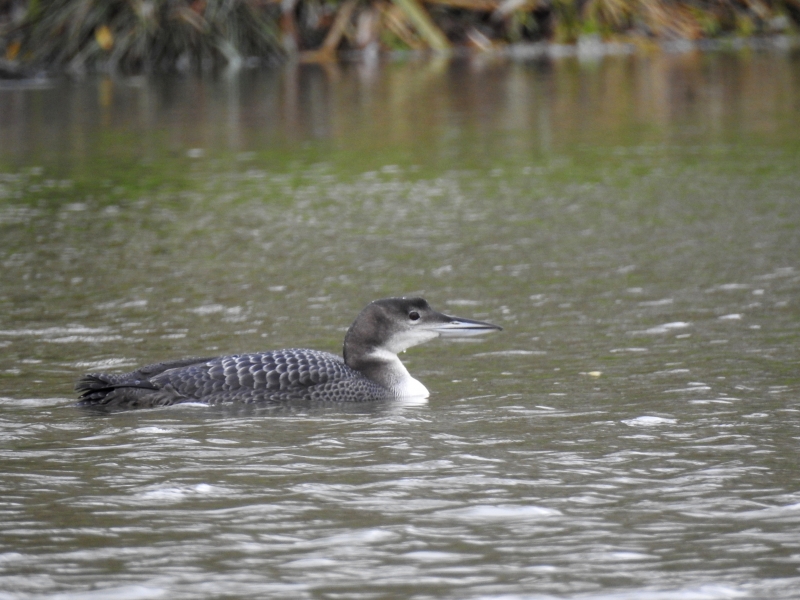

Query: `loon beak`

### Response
(431, 313, 503, 338)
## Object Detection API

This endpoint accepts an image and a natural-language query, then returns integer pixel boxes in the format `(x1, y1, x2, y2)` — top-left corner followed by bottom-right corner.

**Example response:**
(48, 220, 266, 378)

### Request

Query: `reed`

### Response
(3, 0, 283, 73)
(548, 0, 797, 42)
(1, 0, 797, 72)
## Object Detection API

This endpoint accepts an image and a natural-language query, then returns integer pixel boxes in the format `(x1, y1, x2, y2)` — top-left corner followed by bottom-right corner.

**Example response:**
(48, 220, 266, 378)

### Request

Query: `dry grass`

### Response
(548, 0, 798, 42)
(0, 0, 797, 72)
(2, 0, 282, 73)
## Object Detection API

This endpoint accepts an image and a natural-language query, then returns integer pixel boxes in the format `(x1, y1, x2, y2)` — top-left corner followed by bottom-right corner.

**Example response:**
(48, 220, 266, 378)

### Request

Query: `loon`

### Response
(75, 297, 502, 408)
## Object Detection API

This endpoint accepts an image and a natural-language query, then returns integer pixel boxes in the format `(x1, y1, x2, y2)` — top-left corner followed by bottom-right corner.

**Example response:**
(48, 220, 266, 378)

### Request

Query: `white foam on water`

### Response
(622, 416, 678, 427)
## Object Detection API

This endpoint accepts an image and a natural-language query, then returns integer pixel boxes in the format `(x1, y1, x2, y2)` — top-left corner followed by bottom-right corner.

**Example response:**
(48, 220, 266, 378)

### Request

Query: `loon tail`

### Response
(75, 357, 214, 408)
(75, 373, 159, 407)
(75, 373, 116, 397)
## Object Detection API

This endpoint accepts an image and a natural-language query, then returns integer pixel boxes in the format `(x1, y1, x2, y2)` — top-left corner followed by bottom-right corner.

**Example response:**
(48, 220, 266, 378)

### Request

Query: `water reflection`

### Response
(1, 52, 798, 166)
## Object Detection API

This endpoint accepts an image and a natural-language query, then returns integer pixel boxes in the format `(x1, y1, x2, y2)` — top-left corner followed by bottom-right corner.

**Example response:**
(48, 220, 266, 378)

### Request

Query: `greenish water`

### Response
(0, 52, 799, 599)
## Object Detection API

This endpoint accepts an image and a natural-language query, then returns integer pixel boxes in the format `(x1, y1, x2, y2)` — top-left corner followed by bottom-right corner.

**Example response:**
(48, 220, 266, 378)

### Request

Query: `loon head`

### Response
(343, 297, 502, 366)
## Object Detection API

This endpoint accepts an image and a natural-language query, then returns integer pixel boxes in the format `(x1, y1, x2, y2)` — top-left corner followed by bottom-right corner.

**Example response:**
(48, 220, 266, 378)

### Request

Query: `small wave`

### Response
(473, 350, 546, 357)
(74, 358, 136, 370)
(436, 504, 562, 521)
(0, 325, 111, 337)
(630, 322, 691, 335)
(622, 416, 678, 427)
(47, 335, 124, 343)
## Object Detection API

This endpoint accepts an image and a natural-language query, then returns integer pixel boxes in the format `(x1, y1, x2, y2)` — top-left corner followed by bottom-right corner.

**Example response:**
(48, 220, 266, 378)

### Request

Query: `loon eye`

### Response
(409, 311, 420, 321)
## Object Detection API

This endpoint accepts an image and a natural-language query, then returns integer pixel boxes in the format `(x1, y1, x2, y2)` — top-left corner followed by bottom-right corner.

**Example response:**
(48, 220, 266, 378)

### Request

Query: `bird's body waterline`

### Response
(75, 297, 502, 409)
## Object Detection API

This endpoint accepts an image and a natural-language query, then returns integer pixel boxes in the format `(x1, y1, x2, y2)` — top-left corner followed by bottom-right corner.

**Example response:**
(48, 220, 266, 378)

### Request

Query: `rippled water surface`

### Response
(1, 52, 799, 599)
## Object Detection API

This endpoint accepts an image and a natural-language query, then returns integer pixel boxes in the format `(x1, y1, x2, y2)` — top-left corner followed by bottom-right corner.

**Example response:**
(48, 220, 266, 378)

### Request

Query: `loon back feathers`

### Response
(76, 349, 387, 408)
(75, 296, 502, 409)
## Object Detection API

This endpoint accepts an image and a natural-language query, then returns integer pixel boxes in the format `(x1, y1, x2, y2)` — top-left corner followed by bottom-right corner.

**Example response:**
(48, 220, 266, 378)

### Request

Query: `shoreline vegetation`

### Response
(0, 0, 798, 76)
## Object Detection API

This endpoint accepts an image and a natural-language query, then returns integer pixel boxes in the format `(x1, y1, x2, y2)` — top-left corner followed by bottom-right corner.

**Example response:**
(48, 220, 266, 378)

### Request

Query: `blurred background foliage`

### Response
(0, 0, 798, 73)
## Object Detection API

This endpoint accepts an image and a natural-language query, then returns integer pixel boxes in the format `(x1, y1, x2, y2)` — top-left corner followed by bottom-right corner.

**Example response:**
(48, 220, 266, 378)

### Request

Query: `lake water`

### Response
(1, 50, 799, 599)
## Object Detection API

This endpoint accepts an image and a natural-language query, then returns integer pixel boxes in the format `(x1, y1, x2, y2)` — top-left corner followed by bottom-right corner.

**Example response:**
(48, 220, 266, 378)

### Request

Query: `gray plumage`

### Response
(76, 349, 388, 407)
(75, 297, 501, 409)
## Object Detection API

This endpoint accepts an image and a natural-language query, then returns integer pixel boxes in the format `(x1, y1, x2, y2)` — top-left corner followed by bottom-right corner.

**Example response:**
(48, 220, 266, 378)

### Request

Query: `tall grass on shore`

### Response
(2, 0, 283, 74)
(0, 0, 798, 74)
(562, 0, 798, 41)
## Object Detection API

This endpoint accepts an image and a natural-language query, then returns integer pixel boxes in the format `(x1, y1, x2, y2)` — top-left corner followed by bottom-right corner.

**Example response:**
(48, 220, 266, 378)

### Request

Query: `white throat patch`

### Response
(365, 348, 430, 398)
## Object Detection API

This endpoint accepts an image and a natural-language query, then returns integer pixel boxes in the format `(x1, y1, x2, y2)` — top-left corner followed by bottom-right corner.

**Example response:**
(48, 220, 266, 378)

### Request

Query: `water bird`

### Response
(76, 297, 502, 408)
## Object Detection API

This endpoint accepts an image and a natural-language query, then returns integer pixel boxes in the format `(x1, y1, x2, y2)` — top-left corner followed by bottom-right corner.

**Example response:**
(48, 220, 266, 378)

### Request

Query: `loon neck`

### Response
(344, 347, 429, 397)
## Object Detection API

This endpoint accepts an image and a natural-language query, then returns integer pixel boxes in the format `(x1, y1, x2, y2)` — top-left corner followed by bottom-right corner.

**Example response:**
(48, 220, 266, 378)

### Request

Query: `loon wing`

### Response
(149, 349, 349, 401)
(76, 349, 363, 408)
